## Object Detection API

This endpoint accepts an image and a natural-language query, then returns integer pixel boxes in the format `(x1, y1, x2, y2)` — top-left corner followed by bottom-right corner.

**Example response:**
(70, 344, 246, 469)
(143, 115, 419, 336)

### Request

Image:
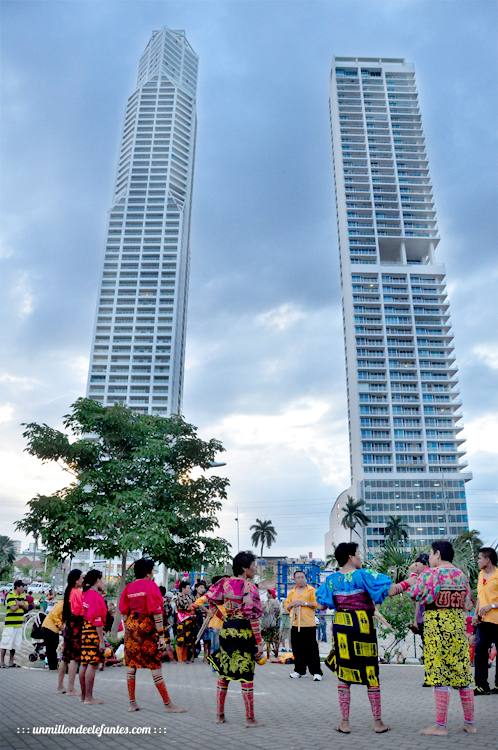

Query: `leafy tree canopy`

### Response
(16, 399, 231, 579)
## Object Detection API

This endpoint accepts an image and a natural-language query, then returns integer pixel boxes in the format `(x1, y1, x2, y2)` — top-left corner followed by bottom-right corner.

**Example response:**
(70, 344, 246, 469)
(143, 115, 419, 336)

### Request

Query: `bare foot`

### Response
(84, 698, 105, 705)
(216, 715, 226, 724)
(65, 691, 80, 697)
(463, 724, 477, 734)
(246, 719, 264, 728)
(420, 725, 448, 736)
(128, 704, 140, 712)
(56, 689, 66, 694)
(336, 720, 351, 734)
(374, 720, 390, 734)
(164, 703, 187, 713)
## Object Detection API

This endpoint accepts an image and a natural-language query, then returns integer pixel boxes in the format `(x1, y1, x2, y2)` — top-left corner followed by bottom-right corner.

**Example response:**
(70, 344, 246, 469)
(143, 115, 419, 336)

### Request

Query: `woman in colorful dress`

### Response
(61, 568, 84, 696)
(175, 581, 196, 662)
(119, 558, 186, 713)
(206, 550, 263, 727)
(261, 588, 281, 659)
(316, 542, 405, 734)
(79, 569, 107, 704)
(400, 540, 476, 736)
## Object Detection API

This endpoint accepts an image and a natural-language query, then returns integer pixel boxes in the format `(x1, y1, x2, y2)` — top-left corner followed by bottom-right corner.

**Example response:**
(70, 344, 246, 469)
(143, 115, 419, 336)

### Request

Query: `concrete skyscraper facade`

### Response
(325, 57, 471, 554)
(87, 28, 198, 415)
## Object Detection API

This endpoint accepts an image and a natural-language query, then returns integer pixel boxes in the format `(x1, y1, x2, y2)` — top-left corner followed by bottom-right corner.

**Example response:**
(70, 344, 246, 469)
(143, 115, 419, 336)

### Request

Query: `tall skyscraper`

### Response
(87, 29, 198, 415)
(325, 57, 471, 554)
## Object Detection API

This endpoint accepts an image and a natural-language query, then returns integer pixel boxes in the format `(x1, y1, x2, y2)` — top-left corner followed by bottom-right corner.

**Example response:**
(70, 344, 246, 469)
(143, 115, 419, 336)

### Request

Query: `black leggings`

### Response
(41, 627, 60, 670)
(474, 622, 498, 690)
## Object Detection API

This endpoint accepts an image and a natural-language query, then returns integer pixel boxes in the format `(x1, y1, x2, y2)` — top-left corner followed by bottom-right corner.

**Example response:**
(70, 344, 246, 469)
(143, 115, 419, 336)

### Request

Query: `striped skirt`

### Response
(80, 620, 103, 666)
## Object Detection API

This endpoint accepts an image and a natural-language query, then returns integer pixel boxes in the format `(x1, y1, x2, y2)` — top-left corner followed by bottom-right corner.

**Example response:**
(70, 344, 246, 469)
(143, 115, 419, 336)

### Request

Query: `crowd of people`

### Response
(0, 541, 496, 735)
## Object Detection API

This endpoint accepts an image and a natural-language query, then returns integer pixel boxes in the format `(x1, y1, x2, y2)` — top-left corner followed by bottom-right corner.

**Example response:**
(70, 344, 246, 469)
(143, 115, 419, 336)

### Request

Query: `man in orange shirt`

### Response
(284, 571, 323, 681)
(474, 546, 498, 695)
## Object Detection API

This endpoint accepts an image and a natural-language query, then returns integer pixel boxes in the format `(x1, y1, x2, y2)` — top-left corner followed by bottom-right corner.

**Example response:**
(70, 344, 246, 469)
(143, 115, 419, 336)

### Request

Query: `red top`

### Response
(119, 577, 164, 616)
(82, 588, 107, 627)
(70, 587, 84, 616)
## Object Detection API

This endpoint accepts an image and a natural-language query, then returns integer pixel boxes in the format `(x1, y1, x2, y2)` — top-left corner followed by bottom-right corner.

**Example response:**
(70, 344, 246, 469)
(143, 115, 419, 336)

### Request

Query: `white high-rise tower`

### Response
(87, 29, 198, 415)
(325, 57, 471, 555)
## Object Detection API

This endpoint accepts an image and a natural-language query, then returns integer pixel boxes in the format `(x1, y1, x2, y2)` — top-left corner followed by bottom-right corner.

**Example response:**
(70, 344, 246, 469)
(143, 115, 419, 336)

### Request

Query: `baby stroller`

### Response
(26, 610, 47, 664)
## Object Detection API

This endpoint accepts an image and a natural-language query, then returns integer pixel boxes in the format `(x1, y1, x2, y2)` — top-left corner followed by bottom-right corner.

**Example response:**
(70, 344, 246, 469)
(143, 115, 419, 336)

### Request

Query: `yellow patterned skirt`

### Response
(327, 609, 379, 686)
(208, 617, 256, 682)
(423, 609, 472, 688)
(80, 620, 103, 666)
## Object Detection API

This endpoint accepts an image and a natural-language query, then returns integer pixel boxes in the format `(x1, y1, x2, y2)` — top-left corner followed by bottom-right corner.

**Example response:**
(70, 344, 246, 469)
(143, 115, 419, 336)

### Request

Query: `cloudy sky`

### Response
(1, 0, 497, 558)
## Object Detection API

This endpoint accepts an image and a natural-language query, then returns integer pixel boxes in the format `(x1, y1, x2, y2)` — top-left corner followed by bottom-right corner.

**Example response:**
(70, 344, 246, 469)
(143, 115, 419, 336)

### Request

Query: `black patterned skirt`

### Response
(80, 620, 103, 666)
(327, 609, 379, 687)
(124, 613, 161, 670)
(176, 616, 196, 649)
(208, 617, 256, 683)
(62, 615, 83, 663)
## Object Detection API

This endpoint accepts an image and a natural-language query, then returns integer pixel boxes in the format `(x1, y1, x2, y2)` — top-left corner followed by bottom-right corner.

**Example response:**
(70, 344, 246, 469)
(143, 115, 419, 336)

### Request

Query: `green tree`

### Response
(384, 515, 410, 544)
(454, 529, 483, 558)
(324, 552, 337, 569)
(250, 519, 277, 557)
(0, 536, 16, 579)
(16, 398, 231, 596)
(371, 541, 418, 583)
(377, 595, 415, 663)
(340, 496, 370, 542)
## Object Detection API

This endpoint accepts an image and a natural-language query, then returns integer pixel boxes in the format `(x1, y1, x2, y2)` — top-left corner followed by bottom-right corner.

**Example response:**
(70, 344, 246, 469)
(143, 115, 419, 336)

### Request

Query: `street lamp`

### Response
(235, 506, 240, 552)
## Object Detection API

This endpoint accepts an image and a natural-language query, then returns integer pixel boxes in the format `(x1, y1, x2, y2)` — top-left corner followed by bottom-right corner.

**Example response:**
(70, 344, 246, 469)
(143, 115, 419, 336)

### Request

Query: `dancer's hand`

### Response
(255, 644, 264, 660)
(158, 636, 167, 651)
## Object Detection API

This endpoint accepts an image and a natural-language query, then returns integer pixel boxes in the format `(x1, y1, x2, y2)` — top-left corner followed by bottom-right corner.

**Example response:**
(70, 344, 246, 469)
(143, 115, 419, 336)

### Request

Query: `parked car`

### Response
(25, 581, 51, 594)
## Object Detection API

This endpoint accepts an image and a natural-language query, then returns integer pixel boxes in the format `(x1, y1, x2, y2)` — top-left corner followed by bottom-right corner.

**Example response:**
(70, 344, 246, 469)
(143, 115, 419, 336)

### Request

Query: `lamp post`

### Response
(235, 506, 240, 552)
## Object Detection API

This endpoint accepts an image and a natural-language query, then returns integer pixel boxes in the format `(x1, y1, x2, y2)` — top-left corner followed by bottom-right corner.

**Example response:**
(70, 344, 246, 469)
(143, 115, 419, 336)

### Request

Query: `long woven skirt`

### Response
(176, 616, 196, 651)
(124, 613, 161, 670)
(423, 609, 472, 688)
(80, 620, 103, 666)
(62, 614, 83, 663)
(208, 617, 256, 683)
(327, 609, 379, 687)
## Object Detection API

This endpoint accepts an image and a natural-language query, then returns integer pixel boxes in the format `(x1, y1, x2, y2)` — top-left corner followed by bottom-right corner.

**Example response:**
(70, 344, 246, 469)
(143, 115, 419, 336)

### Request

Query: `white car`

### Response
(26, 582, 51, 594)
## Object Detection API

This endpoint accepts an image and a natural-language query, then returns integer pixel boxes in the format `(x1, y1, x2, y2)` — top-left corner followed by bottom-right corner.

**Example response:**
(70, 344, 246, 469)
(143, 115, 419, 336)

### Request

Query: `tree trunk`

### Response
(111, 550, 127, 638)
(32, 535, 38, 580)
(261, 541, 264, 558)
(349, 526, 353, 543)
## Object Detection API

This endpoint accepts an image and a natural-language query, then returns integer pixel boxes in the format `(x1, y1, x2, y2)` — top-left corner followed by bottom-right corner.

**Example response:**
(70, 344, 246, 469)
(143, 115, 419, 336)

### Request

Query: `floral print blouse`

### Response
(405, 566, 473, 610)
(206, 576, 263, 644)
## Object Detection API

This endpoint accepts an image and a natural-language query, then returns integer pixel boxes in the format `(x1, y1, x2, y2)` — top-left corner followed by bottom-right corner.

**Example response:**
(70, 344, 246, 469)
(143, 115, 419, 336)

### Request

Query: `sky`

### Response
(1, 0, 497, 559)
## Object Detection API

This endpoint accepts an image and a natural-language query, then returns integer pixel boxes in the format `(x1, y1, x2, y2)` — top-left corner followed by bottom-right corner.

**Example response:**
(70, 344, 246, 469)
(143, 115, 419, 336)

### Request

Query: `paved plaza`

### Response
(0, 661, 495, 750)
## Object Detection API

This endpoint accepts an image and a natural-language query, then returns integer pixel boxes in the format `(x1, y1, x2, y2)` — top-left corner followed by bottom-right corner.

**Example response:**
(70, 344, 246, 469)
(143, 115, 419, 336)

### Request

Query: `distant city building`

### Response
(70, 549, 143, 578)
(325, 57, 470, 555)
(87, 28, 198, 415)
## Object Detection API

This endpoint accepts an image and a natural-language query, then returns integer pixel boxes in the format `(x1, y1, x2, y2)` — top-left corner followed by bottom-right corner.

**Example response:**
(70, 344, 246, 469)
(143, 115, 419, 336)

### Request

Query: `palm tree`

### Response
(0, 536, 16, 578)
(371, 541, 418, 583)
(454, 529, 483, 557)
(324, 552, 337, 569)
(384, 515, 409, 543)
(340, 496, 371, 542)
(250, 519, 277, 557)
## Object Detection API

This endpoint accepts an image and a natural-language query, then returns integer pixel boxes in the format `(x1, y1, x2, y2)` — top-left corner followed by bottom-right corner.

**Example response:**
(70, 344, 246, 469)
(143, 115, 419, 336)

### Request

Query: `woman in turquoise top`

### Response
(316, 542, 404, 735)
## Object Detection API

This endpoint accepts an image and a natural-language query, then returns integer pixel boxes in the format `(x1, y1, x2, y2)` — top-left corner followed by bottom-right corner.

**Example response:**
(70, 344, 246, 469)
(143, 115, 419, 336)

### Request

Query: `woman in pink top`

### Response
(60, 568, 84, 695)
(119, 558, 186, 713)
(79, 569, 107, 705)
